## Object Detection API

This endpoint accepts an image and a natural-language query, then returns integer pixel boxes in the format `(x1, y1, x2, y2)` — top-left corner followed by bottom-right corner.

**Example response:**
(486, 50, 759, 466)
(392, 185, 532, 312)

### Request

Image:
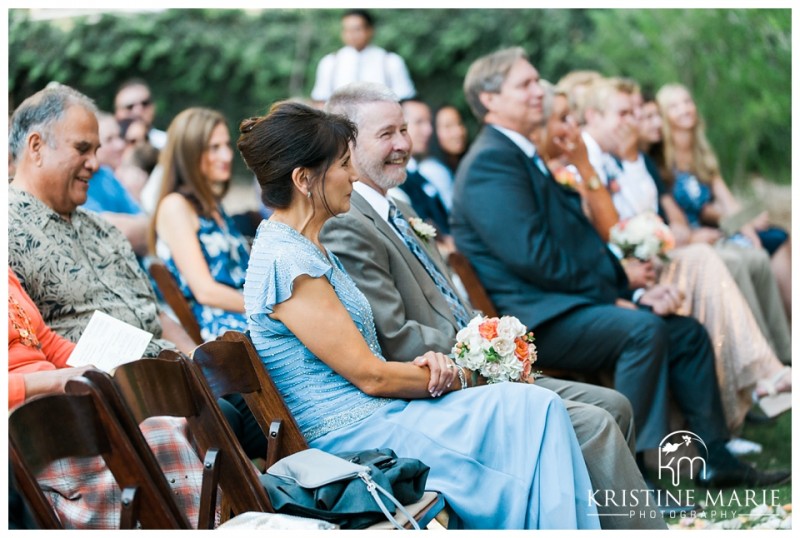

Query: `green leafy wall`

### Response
(8, 8, 791, 185)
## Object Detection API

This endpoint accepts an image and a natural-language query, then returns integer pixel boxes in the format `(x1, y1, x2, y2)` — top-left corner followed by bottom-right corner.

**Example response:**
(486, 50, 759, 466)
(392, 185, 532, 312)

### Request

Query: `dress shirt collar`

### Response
(353, 181, 392, 223)
(489, 124, 537, 159)
(341, 44, 378, 56)
(581, 130, 604, 160)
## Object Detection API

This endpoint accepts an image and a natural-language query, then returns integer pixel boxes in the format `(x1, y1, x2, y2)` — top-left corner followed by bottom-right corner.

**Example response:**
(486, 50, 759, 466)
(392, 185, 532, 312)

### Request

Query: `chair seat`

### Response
(216, 511, 338, 530)
(366, 491, 446, 530)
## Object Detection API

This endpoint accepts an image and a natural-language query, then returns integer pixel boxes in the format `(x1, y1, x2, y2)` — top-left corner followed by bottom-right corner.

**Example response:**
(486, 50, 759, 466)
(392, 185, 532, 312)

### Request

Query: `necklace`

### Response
(8, 294, 42, 349)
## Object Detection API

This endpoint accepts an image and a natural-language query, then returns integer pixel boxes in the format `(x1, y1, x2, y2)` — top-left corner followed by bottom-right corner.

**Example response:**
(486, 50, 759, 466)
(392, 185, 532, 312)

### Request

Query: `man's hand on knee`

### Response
(637, 285, 684, 316)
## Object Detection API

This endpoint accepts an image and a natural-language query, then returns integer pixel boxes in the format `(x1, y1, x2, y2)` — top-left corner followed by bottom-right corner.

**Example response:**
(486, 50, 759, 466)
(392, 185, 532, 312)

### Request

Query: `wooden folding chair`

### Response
(8, 377, 190, 529)
(147, 257, 204, 345)
(447, 250, 501, 318)
(192, 331, 307, 468)
(447, 250, 611, 387)
(82, 353, 275, 529)
(191, 330, 447, 530)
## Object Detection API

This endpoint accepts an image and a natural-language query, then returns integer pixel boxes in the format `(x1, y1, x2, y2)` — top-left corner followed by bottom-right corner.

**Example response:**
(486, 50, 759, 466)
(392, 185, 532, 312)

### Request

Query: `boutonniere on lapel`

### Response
(407, 217, 437, 241)
(552, 166, 579, 190)
(603, 158, 623, 194)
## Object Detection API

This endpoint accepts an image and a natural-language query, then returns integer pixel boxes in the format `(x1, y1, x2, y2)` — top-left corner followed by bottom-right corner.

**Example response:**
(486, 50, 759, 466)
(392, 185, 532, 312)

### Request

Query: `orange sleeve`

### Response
(36, 322, 75, 369)
(9, 374, 26, 410)
(7, 267, 76, 408)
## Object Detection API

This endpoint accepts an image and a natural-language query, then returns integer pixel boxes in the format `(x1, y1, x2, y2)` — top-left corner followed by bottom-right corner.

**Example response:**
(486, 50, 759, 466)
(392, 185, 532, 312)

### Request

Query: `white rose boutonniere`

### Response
(407, 217, 437, 241)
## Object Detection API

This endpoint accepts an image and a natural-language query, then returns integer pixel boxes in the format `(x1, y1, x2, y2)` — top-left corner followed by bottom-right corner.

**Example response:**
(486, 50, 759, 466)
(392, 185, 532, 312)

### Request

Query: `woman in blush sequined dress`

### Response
(238, 101, 599, 530)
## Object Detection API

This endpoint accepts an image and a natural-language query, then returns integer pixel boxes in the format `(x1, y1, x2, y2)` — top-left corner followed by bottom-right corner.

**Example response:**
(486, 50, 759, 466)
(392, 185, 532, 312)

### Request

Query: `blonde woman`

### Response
(657, 83, 791, 321)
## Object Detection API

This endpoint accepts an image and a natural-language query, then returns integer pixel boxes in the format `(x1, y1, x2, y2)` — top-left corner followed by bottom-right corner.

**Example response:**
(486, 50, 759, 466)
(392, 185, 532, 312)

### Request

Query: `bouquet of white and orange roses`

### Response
(609, 211, 675, 262)
(451, 315, 537, 384)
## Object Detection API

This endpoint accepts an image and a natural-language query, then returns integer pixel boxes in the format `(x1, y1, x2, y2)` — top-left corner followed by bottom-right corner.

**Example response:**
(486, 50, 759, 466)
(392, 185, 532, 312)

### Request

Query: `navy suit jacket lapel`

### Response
(484, 128, 587, 223)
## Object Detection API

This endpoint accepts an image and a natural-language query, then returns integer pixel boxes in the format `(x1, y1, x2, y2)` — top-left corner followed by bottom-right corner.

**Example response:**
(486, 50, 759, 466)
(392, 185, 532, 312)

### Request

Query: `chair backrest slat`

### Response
(9, 392, 108, 468)
(194, 331, 309, 463)
(447, 251, 499, 317)
(147, 257, 204, 345)
(111, 354, 199, 422)
(86, 353, 274, 523)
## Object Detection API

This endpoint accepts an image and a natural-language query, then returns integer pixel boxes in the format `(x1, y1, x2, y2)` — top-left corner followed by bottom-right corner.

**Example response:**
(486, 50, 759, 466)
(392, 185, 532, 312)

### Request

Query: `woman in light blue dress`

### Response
(151, 108, 249, 341)
(238, 101, 599, 530)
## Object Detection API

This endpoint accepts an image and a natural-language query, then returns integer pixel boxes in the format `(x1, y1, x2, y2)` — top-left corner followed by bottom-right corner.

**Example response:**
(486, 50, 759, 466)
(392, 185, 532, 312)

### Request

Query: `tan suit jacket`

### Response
(321, 192, 472, 361)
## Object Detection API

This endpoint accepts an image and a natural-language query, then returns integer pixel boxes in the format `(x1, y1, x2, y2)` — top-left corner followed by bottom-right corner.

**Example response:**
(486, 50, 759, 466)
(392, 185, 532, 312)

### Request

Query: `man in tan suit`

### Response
(320, 81, 667, 530)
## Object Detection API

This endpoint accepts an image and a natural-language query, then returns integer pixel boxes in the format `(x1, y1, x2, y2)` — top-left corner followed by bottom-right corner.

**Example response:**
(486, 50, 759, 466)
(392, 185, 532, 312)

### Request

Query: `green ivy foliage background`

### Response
(8, 8, 791, 186)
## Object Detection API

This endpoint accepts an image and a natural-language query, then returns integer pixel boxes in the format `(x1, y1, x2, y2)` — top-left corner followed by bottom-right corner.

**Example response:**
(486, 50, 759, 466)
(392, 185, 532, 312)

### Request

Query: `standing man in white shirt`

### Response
(311, 9, 416, 104)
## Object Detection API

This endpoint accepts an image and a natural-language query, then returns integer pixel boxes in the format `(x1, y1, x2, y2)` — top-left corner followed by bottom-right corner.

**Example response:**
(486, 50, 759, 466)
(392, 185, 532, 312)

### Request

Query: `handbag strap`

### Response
(358, 471, 421, 530)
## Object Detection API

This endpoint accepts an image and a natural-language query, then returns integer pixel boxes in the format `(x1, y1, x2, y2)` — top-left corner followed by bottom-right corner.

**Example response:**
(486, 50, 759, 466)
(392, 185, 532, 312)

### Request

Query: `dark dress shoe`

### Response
(695, 461, 790, 489)
(744, 409, 774, 425)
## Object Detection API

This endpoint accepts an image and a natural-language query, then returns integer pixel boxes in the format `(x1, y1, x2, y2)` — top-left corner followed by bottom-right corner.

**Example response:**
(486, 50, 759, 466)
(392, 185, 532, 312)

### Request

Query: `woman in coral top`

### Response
(7, 266, 92, 409)
(8, 267, 210, 528)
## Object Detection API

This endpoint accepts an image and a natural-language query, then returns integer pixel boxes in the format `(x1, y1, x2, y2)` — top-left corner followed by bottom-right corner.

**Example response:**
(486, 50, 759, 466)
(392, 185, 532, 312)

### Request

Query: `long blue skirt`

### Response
(311, 382, 600, 530)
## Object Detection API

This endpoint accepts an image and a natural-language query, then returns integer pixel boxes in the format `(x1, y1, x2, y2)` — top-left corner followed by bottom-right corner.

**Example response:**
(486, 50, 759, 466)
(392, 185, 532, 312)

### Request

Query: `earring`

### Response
(307, 191, 312, 199)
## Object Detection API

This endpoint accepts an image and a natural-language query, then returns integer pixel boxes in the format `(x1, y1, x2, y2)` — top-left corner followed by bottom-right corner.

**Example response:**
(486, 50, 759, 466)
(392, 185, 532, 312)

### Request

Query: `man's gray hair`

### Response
(463, 47, 528, 122)
(540, 79, 568, 122)
(9, 84, 97, 162)
(325, 82, 399, 127)
(95, 110, 116, 124)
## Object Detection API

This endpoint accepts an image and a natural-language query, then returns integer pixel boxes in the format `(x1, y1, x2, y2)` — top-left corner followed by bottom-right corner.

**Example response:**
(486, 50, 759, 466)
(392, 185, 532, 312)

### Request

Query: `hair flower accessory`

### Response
(609, 211, 675, 262)
(407, 217, 437, 240)
(451, 315, 537, 384)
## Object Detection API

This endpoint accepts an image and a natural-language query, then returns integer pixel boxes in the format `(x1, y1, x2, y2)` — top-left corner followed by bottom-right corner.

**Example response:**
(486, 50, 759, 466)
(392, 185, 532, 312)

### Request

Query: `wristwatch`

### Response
(585, 174, 602, 191)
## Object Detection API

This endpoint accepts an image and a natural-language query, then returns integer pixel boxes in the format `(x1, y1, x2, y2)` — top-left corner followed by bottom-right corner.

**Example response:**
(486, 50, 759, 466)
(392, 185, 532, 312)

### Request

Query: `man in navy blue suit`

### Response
(450, 47, 789, 489)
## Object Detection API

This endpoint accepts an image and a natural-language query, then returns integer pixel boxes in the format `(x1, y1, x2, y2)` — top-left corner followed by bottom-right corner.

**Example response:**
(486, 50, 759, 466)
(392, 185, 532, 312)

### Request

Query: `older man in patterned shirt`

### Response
(8, 84, 196, 357)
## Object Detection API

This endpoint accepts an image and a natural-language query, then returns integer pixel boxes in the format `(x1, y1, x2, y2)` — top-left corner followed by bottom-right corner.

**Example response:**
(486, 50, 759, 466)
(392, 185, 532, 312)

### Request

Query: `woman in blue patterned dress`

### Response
(151, 108, 249, 341)
(238, 101, 599, 530)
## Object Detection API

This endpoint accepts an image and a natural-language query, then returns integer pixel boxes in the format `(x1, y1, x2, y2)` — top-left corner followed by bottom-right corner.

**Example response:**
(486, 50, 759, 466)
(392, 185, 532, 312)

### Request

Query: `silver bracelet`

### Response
(456, 365, 467, 390)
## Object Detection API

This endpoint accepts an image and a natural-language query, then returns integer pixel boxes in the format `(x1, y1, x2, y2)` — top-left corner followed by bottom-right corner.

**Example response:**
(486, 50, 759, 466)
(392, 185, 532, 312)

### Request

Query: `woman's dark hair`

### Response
(128, 142, 160, 175)
(344, 9, 374, 28)
(640, 92, 669, 185)
(237, 101, 357, 213)
(427, 105, 468, 174)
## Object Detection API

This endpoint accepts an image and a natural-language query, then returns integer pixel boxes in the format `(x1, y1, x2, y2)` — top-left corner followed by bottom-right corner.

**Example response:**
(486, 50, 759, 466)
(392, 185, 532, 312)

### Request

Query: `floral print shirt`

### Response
(8, 186, 173, 357)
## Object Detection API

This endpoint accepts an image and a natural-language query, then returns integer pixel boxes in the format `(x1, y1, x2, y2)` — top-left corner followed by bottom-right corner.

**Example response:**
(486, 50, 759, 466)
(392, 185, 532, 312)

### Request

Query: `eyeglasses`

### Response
(122, 98, 152, 111)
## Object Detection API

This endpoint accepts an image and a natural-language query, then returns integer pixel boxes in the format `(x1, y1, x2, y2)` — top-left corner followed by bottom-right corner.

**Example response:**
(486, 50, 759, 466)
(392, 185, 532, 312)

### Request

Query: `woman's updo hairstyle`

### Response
(237, 101, 357, 210)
